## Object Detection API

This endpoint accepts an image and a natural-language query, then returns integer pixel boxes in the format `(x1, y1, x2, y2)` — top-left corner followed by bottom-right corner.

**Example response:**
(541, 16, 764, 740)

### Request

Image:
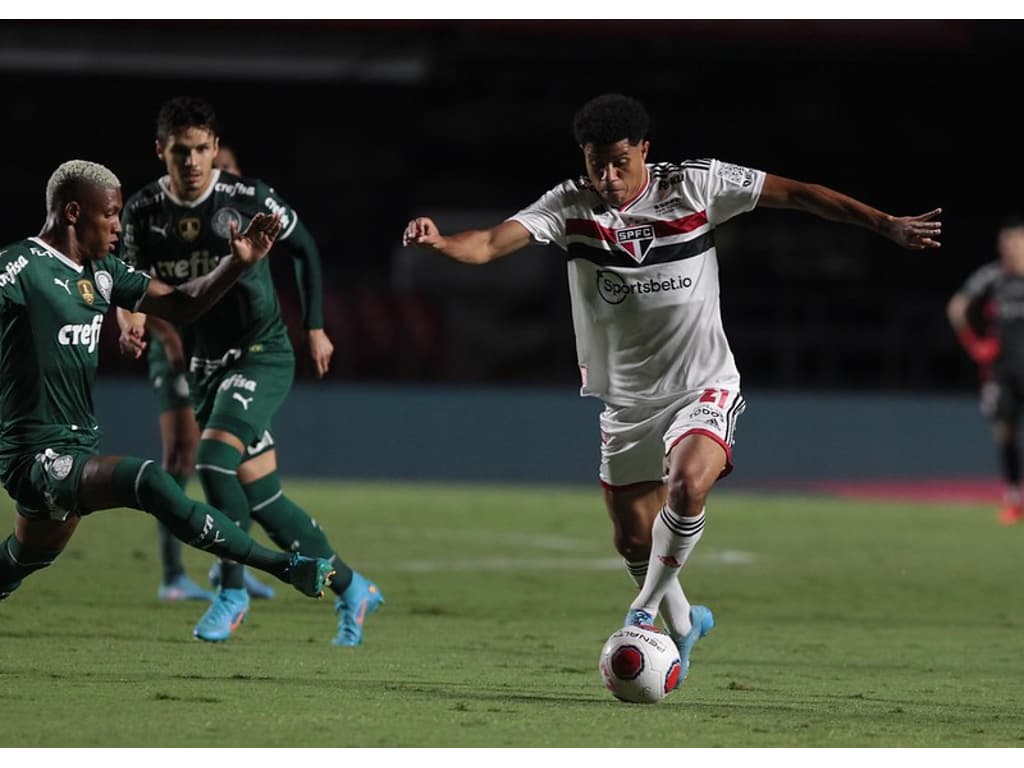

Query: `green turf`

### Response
(1, 481, 1023, 747)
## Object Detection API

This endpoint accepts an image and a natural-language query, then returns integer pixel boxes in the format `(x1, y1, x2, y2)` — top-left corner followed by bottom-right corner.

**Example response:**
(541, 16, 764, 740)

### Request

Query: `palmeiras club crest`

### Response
(615, 224, 655, 263)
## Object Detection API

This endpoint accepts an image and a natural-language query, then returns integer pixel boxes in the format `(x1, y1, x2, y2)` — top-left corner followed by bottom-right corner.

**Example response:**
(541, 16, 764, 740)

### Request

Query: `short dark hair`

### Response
(999, 213, 1024, 233)
(156, 96, 220, 142)
(572, 94, 650, 146)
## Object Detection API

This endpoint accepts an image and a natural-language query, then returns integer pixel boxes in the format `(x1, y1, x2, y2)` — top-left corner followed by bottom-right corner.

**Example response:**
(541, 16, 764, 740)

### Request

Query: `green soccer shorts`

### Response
(191, 349, 294, 448)
(1, 447, 95, 521)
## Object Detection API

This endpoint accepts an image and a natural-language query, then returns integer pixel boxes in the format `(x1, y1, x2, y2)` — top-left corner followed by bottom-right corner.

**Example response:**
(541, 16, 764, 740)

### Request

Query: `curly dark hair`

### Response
(572, 94, 650, 146)
(156, 96, 220, 142)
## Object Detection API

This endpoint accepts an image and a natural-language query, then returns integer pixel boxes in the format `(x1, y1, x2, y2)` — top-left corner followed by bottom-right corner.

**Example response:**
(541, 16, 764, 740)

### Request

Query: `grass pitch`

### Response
(1, 480, 1022, 747)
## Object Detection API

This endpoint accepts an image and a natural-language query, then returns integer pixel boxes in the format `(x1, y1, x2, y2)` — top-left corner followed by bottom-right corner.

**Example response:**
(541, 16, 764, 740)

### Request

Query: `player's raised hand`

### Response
(403, 217, 443, 249)
(307, 328, 334, 379)
(884, 208, 942, 250)
(229, 212, 282, 265)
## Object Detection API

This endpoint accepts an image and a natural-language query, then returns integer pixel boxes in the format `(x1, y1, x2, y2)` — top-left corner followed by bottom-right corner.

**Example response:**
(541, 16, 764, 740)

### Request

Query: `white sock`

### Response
(629, 505, 705, 637)
(625, 559, 692, 636)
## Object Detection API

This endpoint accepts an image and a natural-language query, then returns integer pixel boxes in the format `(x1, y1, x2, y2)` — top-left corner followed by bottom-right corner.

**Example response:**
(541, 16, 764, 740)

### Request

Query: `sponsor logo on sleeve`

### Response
(716, 163, 756, 188)
(0, 254, 29, 287)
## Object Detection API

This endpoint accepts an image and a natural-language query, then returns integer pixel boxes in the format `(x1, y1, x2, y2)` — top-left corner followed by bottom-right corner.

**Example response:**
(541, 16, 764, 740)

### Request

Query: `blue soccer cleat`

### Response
(158, 573, 214, 602)
(623, 607, 655, 627)
(287, 553, 335, 598)
(193, 587, 250, 642)
(208, 562, 276, 599)
(672, 604, 715, 685)
(332, 571, 384, 647)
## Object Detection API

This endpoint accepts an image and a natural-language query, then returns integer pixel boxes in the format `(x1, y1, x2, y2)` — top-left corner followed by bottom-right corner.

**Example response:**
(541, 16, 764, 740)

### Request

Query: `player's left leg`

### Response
(239, 445, 383, 647)
(982, 375, 1023, 524)
(628, 388, 745, 680)
(597, 401, 694, 635)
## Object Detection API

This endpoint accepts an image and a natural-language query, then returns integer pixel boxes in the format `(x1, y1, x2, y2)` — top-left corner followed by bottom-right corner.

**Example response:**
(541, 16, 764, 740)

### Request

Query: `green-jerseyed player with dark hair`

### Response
(0, 159, 336, 607)
(117, 96, 383, 645)
(118, 140, 275, 604)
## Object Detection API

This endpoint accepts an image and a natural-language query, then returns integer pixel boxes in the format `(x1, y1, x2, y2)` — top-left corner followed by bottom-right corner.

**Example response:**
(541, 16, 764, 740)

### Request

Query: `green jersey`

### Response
(0, 238, 151, 460)
(121, 170, 305, 378)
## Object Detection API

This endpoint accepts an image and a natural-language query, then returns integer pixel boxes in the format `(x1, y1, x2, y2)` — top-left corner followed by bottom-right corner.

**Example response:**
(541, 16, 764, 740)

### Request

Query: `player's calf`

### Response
(0, 534, 62, 601)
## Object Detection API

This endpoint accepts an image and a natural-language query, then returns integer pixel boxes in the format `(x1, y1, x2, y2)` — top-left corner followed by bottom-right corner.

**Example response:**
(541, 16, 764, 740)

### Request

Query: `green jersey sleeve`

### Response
(254, 180, 324, 329)
(96, 254, 152, 310)
(0, 245, 30, 307)
(256, 181, 300, 241)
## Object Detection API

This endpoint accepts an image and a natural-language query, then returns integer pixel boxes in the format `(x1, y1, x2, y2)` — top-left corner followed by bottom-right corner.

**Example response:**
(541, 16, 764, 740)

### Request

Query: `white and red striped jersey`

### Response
(511, 158, 765, 407)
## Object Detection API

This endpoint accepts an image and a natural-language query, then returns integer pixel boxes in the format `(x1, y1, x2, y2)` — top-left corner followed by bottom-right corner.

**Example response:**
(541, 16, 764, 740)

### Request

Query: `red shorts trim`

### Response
(599, 478, 665, 492)
(667, 428, 734, 479)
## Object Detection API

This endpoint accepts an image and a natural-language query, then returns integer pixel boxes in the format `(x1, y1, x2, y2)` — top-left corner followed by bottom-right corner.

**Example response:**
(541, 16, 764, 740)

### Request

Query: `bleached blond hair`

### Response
(45, 160, 120, 213)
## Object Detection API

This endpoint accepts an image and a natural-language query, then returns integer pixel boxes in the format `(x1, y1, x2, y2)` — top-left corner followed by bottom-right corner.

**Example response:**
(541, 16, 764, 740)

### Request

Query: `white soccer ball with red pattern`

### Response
(599, 624, 681, 704)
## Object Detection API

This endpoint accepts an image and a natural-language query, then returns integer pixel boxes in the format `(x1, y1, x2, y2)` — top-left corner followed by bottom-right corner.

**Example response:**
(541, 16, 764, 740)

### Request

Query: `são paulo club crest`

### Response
(615, 224, 655, 263)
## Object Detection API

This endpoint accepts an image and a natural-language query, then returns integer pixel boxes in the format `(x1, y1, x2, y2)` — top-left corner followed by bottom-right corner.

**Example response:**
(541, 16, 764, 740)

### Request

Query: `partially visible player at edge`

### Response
(947, 215, 1024, 524)
(117, 97, 382, 645)
(403, 93, 942, 683)
(119, 140, 275, 603)
(0, 160, 335, 604)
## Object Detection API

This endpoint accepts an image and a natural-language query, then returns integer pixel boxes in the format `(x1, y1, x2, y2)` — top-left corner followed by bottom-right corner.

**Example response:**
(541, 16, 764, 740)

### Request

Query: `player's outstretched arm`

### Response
(947, 290, 999, 365)
(137, 212, 282, 324)
(403, 217, 533, 264)
(758, 174, 942, 250)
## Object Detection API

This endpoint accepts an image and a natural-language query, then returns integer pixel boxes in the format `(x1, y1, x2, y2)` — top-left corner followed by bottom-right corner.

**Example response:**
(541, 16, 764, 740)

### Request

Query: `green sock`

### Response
(245, 471, 354, 594)
(112, 458, 291, 581)
(157, 473, 189, 583)
(195, 440, 250, 590)
(0, 534, 62, 598)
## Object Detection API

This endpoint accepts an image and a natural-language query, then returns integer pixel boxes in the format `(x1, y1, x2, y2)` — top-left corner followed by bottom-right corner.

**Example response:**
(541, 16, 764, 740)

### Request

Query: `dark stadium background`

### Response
(0, 19, 1015, 393)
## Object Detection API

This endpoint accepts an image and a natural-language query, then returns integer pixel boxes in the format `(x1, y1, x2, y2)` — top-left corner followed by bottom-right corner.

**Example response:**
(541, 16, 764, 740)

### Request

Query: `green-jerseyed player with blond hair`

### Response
(117, 96, 383, 645)
(0, 160, 335, 605)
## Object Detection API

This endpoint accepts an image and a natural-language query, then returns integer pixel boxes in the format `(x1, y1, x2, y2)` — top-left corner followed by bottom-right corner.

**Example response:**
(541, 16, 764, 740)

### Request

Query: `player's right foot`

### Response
(158, 573, 214, 602)
(193, 587, 250, 642)
(998, 504, 1023, 525)
(332, 572, 384, 647)
(623, 607, 655, 627)
(209, 562, 276, 599)
(286, 554, 335, 598)
(671, 605, 715, 686)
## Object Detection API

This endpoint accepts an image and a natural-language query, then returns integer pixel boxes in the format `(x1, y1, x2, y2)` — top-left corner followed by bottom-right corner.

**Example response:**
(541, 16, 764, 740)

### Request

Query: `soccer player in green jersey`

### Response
(0, 160, 336, 606)
(118, 97, 383, 645)
(118, 141, 275, 603)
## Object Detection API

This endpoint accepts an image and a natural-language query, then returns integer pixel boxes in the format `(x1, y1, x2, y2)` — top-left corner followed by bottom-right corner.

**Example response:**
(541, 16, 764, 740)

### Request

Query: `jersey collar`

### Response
(159, 169, 221, 208)
(618, 166, 651, 212)
(28, 237, 84, 273)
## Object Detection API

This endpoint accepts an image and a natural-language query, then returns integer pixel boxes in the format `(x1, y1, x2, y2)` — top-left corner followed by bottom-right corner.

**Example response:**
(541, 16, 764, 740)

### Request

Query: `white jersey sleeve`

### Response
(507, 180, 576, 250)
(698, 159, 766, 227)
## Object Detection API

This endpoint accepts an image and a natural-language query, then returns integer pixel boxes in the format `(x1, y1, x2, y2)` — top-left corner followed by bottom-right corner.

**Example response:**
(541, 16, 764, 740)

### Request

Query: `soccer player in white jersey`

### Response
(403, 93, 942, 682)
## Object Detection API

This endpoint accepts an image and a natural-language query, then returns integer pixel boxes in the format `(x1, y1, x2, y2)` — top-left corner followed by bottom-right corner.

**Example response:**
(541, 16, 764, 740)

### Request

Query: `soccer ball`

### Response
(599, 624, 681, 704)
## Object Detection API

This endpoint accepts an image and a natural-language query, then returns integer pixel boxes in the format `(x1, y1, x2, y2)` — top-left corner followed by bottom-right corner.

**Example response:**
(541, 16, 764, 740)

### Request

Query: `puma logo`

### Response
(232, 392, 254, 410)
(149, 224, 169, 237)
(54, 277, 71, 295)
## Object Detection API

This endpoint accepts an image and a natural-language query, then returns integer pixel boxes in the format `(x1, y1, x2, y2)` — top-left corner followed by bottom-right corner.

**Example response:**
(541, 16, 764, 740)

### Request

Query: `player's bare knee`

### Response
(665, 467, 713, 516)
